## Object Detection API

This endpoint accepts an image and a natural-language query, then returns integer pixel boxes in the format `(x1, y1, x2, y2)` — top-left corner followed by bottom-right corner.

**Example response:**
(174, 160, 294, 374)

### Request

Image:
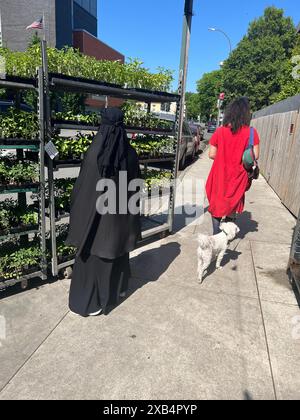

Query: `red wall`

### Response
(73, 30, 124, 108)
(73, 30, 124, 63)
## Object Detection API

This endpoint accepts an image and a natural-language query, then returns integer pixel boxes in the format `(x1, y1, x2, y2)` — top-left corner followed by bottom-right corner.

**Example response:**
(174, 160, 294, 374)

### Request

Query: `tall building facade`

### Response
(0, 1, 124, 63)
(0, 0, 57, 51)
(56, 0, 98, 49)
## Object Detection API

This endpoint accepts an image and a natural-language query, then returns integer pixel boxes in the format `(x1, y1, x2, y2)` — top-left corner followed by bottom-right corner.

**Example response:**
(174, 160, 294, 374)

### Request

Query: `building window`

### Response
(90, 0, 97, 16)
(74, 0, 97, 17)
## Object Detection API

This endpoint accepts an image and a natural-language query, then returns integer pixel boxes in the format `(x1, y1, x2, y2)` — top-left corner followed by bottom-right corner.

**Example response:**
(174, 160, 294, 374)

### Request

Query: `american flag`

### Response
(26, 17, 43, 30)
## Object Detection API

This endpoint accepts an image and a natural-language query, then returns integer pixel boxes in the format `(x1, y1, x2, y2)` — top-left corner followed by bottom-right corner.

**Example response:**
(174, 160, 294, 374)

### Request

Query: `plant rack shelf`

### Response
(49, 73, 180, 104)
(16, 40, 183, 281)
(0, 71, 47, 291)
(0, 139, 40, 151)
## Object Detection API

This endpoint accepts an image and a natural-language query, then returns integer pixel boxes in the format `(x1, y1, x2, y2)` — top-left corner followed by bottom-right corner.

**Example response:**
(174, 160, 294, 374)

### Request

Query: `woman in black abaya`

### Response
(66, 108, 141, 317)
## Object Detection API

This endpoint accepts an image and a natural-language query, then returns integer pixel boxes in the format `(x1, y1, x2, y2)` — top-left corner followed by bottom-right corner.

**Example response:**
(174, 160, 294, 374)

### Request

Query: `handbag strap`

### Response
(249, 127, 255, 148)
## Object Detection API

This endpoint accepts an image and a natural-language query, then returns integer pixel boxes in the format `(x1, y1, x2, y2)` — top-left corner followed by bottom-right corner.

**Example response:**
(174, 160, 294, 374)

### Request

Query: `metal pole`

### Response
(0, 9, 3, 48)
(217, 29, 232, 54)
(38, 67, 47, 280)
(43, 11, 46, 43)
(168, 0, 193, 232)
(209, 28, 232, 55)
(41, 39, 58, 277)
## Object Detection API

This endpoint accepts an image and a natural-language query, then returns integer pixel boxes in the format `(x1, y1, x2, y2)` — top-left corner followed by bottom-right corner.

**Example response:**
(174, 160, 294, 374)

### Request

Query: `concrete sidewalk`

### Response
(0, 151, 299, 400)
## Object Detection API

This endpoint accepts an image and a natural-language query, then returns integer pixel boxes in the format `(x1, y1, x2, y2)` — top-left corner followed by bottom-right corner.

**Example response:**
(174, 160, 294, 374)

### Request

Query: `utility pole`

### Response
(169, 0, 194, 232)
(0, 9, 3, 48)
(176, 0, 194, 166)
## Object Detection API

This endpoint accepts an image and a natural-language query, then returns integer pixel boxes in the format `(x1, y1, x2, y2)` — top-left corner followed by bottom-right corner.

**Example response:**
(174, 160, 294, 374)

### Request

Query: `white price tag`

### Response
(45, 141, 59, 160)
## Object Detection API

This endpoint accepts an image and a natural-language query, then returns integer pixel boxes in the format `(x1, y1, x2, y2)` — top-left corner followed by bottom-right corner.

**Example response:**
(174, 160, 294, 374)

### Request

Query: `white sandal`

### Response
(88, 309, 102, 317)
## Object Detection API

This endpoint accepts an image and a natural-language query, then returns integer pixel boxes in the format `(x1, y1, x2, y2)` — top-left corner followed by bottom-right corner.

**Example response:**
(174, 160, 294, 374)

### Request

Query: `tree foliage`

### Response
(194, 7, 298, 114)
(185, 92, 201, 120)
(222, 7, 296, 110)
(273, 38, 300, 103)
(196, 70, 223, 120)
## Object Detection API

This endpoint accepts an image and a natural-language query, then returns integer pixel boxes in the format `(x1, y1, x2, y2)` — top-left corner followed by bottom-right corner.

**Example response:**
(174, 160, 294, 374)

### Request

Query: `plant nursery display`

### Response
(0, 45, 173, 92)
(0, 199, 38, 236)
(52, 134, 95, 162)
(142, 170, 173, 194)
(122, 102, 174, 132)
(131, 135, 175, 159)
(0, 156, 38, 187)
(53, 179, 76, 216)
(0, 40, 181, 290)
(53, 111, 100, 127)
(0, 239, 42, 281)
(0, 108, 39, 140)
(55, 224, 76, 262)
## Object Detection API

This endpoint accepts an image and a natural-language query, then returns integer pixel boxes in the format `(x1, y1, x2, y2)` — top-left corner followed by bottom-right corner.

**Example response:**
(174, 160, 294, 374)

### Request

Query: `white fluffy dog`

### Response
(197, 222, 240, 284)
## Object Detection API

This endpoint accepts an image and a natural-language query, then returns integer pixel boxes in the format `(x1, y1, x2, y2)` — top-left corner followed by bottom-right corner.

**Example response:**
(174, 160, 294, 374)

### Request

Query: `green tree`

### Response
(273, 38, 300, 102)
(196, 70, 223, 120)
(222, 7, 297, 111)
(185, 92, 200, 120)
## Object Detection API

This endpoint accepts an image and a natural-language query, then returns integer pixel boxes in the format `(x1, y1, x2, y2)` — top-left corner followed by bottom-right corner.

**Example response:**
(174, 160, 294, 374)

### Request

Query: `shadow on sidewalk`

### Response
(201, 249, 243, 283)
(236, 211, 259, 240)
(172, 205, 204, 233)
(106, 242, 181, 314)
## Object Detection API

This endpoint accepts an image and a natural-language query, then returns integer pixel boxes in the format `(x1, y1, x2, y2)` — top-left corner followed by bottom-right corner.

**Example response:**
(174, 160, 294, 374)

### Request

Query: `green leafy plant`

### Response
(54, 111, 100, 126)
(56, 224, 76, 259)
(131, 135, 175, 158)
(20, 211, 38, 227)
(142, 170, 172, 193)
(0, 240, 42, 280)
(122, 102, 174, 130)
(0, 157, 38, 185)
(1, 45, 173, 92)
(0, 199, 38, 234)
(0, 208, 11, 233)
(54, 178, 76, 213)
(0, 108, 39, 140)
(52, 134, 94, 160)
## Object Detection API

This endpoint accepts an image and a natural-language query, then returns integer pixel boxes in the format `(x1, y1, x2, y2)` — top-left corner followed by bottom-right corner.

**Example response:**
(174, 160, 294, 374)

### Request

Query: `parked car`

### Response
(189, 122, 204, 155)
(207, 121, 217, 133)
(0, 100, 33, 114)
(178, 121, 196, 170)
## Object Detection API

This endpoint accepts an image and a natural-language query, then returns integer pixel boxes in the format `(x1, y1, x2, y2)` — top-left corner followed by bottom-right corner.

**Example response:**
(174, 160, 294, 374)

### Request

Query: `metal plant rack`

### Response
(0, 72, 47, 291)
(41, 50, 182, 278)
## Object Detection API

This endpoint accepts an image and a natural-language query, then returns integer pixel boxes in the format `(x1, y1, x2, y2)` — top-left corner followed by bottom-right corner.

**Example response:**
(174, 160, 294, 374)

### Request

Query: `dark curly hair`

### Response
(223, 97, 251, 134)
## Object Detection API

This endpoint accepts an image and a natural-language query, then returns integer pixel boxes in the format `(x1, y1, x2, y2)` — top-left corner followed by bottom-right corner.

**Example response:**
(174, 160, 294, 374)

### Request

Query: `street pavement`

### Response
(0, 146, 299, 400)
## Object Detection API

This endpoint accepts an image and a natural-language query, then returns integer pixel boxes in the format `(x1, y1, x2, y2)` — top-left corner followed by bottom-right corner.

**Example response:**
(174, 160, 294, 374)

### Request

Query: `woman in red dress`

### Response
(206, 97, 260, 234)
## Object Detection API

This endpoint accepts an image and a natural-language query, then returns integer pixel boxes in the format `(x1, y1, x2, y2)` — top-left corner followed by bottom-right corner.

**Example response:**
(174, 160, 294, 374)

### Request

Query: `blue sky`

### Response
(99, 0, 300, 92)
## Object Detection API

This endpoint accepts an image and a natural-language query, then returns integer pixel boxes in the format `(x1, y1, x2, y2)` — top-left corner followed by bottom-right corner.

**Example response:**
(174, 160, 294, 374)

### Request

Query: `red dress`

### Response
(206, 126, 260, 218)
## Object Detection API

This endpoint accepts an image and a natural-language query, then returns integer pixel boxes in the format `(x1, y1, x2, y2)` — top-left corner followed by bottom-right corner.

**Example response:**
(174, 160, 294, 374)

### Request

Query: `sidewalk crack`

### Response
(0, 310, 70, 395)
(250, 241, 278, 400)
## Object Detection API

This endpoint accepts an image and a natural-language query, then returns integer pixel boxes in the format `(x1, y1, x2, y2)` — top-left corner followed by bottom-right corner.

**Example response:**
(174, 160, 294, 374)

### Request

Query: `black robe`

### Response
(66, 130, 141, 259)
(67, 127, 141, 317)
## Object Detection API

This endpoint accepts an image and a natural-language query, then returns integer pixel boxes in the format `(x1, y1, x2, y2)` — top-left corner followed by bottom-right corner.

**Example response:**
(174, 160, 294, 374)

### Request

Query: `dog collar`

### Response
(222, 230, 232, 240)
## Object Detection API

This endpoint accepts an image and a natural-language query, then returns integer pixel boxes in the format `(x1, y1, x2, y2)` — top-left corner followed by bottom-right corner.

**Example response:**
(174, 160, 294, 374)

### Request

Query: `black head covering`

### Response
(97, 107, 129, 178)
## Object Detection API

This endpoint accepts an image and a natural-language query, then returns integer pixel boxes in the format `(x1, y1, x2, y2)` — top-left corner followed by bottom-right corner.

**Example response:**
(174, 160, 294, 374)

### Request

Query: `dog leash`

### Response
(231, 238, 242, 252)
